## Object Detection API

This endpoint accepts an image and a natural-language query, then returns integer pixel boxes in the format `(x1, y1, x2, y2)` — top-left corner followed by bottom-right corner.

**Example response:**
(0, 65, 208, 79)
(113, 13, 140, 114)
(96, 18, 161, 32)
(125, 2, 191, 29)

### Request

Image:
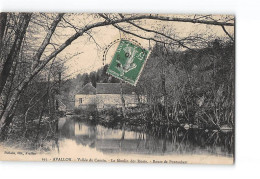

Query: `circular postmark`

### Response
(102, 37, 145, 65)
(103, 38, 150, 86)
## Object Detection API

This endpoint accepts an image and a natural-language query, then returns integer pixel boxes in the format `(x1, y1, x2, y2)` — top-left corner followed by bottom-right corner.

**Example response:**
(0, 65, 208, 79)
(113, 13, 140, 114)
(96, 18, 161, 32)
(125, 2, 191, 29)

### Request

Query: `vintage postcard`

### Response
(0, 13, 235, 164)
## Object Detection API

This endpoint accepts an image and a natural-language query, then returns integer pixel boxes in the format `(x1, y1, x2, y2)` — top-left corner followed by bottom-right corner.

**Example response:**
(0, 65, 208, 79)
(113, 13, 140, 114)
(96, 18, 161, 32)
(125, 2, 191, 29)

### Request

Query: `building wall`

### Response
(75, 94, 96, 108)
(75, 94, 146, 109)
(96, 94, 139, 110)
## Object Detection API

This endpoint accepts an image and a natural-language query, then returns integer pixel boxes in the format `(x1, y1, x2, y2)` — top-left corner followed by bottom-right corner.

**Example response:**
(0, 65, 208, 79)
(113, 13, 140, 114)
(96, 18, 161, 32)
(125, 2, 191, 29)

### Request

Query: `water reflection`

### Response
(57, 117, 233, 157)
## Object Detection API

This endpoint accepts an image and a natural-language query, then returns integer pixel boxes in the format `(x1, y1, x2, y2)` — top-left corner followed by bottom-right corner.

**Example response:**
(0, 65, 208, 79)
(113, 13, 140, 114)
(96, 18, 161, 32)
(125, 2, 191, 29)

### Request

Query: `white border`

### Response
(1, 0, 260, 179)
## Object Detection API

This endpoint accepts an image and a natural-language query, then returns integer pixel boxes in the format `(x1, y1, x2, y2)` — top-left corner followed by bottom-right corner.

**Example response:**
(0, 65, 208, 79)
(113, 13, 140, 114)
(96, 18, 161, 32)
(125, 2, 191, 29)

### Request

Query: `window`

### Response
(79, 98, 83, 104)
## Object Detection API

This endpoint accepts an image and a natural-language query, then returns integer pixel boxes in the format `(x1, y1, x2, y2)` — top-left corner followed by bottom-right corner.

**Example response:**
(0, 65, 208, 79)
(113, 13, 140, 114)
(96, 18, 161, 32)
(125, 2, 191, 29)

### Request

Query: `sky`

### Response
(44, 13, 234, 78)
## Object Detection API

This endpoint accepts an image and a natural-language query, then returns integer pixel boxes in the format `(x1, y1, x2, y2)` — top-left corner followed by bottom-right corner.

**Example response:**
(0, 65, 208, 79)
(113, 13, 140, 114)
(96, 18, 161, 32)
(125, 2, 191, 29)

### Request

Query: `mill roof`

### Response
(96, 83, 136, 94)
(76, 83, 96, 95)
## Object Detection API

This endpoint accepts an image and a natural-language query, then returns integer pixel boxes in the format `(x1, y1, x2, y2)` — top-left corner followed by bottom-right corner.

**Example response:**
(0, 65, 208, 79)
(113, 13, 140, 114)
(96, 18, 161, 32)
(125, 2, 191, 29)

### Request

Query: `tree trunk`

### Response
(119, 81, 126, 147)
(0, 96, 20, 140)
(0, 56, 19, 120)
(0, 13, 7, 54)
(0, 13, 31, 95)
(0, 14, 63, 133)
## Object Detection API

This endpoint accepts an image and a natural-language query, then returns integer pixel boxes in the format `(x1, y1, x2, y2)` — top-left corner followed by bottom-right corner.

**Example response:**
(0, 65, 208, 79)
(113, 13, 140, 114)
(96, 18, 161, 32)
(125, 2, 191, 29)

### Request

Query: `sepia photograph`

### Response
(0, 12, 235, 164)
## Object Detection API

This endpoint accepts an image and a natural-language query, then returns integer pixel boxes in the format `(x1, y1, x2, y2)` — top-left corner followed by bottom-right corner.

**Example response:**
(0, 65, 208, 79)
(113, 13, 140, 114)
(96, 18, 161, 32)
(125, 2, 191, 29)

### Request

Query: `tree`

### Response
(0, 13, 32, 95)
(89, 72, 97, 87)
(0, 13, 7, 53)
(0, 13, 64, 133)
(83, 73, 90, 85)
(0, 12, 234, 135)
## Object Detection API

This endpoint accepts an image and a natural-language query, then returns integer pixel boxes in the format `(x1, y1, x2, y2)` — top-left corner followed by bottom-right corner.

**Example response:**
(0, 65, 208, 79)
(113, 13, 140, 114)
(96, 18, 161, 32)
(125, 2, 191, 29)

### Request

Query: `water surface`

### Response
(57, 116, 234, 157)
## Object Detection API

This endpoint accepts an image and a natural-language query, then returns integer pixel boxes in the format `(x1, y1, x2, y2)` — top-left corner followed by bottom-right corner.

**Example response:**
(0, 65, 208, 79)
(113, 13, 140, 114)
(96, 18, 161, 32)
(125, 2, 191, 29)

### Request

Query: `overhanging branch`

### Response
(99, 13, 234, 26)
(117, 13, 194, 50)
(221, 25, 234, 41)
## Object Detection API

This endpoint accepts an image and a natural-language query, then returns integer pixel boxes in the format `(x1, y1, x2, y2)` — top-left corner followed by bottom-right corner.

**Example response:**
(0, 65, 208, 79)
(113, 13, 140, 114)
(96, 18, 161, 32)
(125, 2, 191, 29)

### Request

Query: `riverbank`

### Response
(0, 108, 234, 163)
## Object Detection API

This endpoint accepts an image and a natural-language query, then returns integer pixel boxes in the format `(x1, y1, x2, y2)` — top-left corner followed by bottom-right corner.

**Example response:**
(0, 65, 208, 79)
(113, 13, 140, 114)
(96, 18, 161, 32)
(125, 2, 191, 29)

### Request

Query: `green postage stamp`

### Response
(107, 40, 149, 86)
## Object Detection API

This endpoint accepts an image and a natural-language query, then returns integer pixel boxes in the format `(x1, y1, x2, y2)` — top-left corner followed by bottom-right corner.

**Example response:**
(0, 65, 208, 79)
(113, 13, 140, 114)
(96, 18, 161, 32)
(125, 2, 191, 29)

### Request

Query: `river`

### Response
(56, 116, 234, 157)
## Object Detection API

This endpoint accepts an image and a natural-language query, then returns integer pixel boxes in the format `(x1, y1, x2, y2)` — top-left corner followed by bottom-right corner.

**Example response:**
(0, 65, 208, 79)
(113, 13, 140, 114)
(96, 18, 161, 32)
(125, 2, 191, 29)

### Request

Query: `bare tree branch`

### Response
(61, 17, 79, 32)
(117, 13, 195, 50)
(31, 13, 64, 68)
(99, 14, 168, 43)
(0, 13, 32, 95)
(85, 31, 101, 49)
(221, 25, 234, 41)
(100, 13, 234, 26)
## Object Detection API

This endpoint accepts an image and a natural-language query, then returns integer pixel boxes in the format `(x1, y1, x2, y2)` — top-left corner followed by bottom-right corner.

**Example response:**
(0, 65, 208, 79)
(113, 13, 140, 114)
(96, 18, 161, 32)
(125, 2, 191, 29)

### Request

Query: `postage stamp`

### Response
(107, 40, 150, 86)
